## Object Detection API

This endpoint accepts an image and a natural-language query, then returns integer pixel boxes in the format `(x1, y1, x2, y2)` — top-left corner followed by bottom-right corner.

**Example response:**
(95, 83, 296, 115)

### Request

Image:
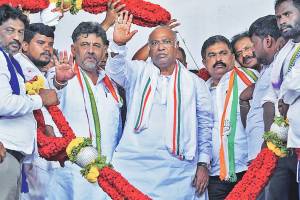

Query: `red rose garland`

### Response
(34, 106, 76, 164)
(225, 148, 279, 200)
(82, 0, 171, 27)
(0, 0, 49, 13)
(0, 0, 170, 27)
(98, 167, 151, 200)
(34, 105, 151, 200)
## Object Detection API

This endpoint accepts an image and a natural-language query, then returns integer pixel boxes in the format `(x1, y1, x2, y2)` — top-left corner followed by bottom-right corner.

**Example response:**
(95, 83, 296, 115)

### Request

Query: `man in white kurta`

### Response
(46, 22, 122, 200)
(106, 13, 213, 199)
(200, 35, 258, 200)
(259, 2, 300, 199)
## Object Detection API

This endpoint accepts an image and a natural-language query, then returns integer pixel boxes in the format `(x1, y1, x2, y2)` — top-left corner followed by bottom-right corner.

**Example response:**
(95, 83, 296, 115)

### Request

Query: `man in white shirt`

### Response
(201, 35, 258, 200)
(47, 21, 122, 200)
(15, 23, 61, 200)
(107, 12, 213, 200)
(0, 5, 58, 200)
(260, 1, 300, 199)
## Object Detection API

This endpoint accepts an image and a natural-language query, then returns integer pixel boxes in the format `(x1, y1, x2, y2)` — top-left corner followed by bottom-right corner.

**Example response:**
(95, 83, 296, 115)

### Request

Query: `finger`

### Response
(167, 19, 177, 25)
(128, 30, 138, 40)
(169, 22, 181, 29)
(115, 4, 125, 13)
(127, 13, 133, 28)
(63, 7, 71, 12)
(111, 0, 121, 9)
(63, 51, 68, 63)
(118, 10, 124, 22)
(123, 10, 129, 24)
(59, 51, 64, 63)
(68, 54, 74, 66)
(53, 54, 60, 66)
(107, 0, 112, 9)
(51, 7, 62, 13)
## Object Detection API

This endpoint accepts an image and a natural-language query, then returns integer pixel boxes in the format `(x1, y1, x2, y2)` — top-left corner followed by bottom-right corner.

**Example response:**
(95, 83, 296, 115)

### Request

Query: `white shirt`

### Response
(48, 68, 122, 162)
(246, 65, 272, 161)
(0, 51, 42, 154)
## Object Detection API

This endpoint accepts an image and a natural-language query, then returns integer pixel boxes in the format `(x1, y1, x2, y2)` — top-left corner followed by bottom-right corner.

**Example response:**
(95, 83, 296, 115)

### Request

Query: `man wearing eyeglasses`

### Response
(231, 31, 260, 71)
(201, 35, 258, 200)
(106, 11, 213, 199)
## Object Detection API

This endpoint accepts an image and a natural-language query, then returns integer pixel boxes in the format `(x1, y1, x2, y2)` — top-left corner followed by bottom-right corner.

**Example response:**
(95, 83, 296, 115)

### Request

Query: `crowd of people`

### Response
(0, 0, 300, 200)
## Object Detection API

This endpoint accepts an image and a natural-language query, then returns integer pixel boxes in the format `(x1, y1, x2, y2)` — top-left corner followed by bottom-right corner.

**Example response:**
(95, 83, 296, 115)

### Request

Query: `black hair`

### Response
(0, 4, 29, 27)
(24, 23, 55, 43)
(275, 0, 300, 10)
(201, 35, 232, 59)
(231, 31, 249, 55)
(71, 22, 109, 45)
(178, 46, 186, 62)
(249, 15, 281, 40)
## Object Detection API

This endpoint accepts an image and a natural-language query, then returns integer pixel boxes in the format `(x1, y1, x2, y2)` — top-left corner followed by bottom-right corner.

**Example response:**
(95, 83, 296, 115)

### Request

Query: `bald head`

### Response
(148, 26, 178, 75)
(148, 26, 177, 42)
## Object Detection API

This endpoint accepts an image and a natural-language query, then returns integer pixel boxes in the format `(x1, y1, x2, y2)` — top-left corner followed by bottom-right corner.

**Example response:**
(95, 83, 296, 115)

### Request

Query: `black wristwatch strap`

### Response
(197, 162, 209, 168)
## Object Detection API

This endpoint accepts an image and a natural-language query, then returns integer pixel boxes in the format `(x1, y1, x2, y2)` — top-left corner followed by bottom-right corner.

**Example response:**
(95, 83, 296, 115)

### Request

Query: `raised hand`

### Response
(54, 51, 76, 83)
(166, 19, 181, 30)
(113, 11, 138, 46)
(101, 0, 125, 31)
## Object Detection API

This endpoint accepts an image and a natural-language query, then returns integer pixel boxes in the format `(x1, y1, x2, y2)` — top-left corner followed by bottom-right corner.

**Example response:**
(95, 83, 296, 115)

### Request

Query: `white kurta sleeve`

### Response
(195, 76, 213, 164)
(106, 41, 146, 91)
(279, 64, 300, 105)
(0, 59, 42, 117)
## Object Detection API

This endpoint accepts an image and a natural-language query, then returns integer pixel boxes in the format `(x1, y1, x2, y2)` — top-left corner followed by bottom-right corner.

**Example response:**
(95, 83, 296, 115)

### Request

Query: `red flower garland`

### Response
(34, 105, 151, 200)
(225, 148, 279, 200)
(0, 0, 49, 13)
(34, 106, 76, 164)
(98, 166, 151, 200)
(82, 0, 171, 27)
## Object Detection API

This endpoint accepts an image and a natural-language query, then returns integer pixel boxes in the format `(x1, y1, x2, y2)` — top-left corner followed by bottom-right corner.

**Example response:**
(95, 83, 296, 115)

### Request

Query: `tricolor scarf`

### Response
(74, 63, 122, 106)
(134, 62, 197, 160)
(219, 67, 256, 182)
(271, 40, 300, 91)
(0, 48, 25, 95)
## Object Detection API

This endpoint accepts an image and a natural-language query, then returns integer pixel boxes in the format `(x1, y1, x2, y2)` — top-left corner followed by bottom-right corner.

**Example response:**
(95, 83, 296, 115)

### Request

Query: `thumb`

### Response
(128, 30, 138, 40)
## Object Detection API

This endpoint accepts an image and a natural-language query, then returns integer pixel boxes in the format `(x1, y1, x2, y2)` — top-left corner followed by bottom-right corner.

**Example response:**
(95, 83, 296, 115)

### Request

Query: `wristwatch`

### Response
(197, 162, 209, 169)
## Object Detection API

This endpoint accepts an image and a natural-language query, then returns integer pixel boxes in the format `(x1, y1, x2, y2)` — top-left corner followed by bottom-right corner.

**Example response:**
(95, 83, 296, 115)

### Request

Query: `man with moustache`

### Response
(260, 0, 300, 199)
(106, 12, 213, 199)
(0, 5, 58, 200)
(47, 22, 122, 200)
(201, 35, 258, 200)
(232, 31, 261, 71)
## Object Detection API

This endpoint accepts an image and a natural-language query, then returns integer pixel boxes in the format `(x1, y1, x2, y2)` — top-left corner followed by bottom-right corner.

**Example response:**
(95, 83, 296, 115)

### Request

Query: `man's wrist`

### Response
(197, 162, 209, 169)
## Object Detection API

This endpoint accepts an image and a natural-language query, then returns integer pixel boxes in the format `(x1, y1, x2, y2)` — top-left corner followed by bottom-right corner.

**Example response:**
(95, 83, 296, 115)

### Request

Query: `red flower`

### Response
(82, 0, 171, 27)
(0, 0, 49, 13)
(35, 105, 151, 199)
(225, 148, 279, 200)
(197, 68, 211, 81)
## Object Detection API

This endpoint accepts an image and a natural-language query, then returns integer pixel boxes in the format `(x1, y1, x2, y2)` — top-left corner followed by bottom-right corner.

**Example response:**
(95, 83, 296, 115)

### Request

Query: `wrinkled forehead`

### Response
(149, 27, 176, 41)
(75, 33, 104, 44)
(0, 18, 24, 29)
(206, 42, 231, 54)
